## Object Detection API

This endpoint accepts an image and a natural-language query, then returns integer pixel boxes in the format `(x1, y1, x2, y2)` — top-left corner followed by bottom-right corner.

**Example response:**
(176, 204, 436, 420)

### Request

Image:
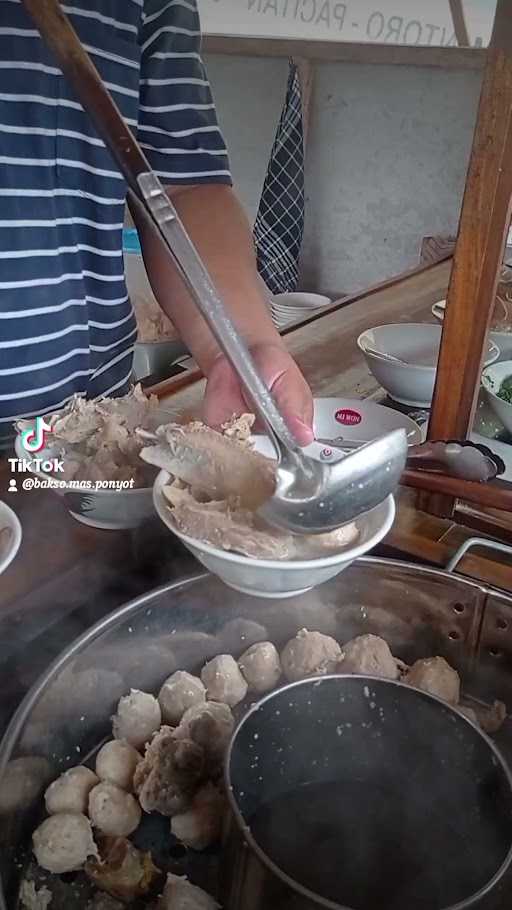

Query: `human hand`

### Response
(203, 342, 314, 446)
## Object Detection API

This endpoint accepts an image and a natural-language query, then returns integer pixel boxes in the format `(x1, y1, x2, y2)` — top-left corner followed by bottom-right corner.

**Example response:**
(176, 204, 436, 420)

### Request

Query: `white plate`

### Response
(272, 292, 331, 310)
(0, 500, 22, 575)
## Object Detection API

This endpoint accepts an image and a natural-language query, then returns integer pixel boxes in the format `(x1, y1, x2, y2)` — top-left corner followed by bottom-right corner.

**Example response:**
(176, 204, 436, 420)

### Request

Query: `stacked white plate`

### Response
(271, 292, 332, 329)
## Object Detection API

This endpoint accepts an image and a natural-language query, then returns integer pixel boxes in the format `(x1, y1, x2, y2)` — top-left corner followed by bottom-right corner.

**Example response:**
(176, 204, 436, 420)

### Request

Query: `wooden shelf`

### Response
(203, 35, 486, 70)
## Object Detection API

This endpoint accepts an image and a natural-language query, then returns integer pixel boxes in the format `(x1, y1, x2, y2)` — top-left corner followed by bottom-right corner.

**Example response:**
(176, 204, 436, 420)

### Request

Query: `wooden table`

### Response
(154, 258, 452, 416)
(152, 257, 512, 592)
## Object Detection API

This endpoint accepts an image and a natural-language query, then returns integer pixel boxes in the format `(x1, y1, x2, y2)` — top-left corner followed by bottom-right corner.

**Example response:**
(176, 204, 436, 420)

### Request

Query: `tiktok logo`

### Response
(20, 416, 53, 454)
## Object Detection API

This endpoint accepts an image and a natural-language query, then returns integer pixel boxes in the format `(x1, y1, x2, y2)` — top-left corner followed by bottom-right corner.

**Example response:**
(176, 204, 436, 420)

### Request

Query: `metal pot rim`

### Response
(224, 674, 512, 910)
(0, 555, 506, 780)
(1, 557, 511, 910)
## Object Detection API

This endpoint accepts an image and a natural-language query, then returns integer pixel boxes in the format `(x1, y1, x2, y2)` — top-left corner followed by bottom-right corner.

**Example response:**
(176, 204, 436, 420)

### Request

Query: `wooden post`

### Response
(419, 0, 512, 518)
(449, 0, 470, 47)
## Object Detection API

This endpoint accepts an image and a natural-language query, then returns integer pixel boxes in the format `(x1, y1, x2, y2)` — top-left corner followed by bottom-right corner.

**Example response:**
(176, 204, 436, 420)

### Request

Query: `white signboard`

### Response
(198, 0, 496, 47)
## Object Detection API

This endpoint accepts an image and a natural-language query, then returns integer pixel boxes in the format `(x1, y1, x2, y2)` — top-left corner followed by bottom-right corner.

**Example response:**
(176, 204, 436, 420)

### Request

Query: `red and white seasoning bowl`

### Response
(255, 397, 422, 460)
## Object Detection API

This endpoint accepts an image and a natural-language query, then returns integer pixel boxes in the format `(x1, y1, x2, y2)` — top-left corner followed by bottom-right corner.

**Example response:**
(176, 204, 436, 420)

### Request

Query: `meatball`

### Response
(45, 766, 99, 815)
(280, 629, 342, 683)
(474, 700, 507, 734)
(89, 782, 141, 837)
(95, 740, 141, 792)
(238, 642, 281, 694)
(159, 873, 219, 909)
(170, 783, 226, 850)
(220, 618, 267, 654)
(19, 881, 52, 910)
(177, 702, 234, 773)
(134, 726, 204, 817)
(338, 634, 399, 680)
(201, 655, 248, 707)
(405, 656, 460, 705)
(158, 671, 206, 726)
(112, 689, 161, 749)
(33, 812, 98, 874)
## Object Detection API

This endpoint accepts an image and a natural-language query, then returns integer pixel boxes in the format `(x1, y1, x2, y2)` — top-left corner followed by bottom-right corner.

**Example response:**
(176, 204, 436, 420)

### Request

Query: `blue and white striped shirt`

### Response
(0, 0, 231, 431)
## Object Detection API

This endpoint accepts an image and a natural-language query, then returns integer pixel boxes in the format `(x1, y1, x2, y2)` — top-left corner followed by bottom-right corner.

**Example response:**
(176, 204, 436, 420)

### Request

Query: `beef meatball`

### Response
(95, 740, 142, 792)
(170, 783, 225, 850)
(238, 642, 281, 694)
(201, 655, 248, 707)
(405, 657, 460, 704)
(112, 690, 161, 749)
(158, 873, 219, 909)
(281, 629, 341, 683)
(88, 782, 141, 837)
(134, 726, 205, 817)
(158, 671, 206, 726)
(44, 766, 99, 815)
(177, 702, 234, 774)
(337, 634, 399, 680)
(33, 812, 98, 874)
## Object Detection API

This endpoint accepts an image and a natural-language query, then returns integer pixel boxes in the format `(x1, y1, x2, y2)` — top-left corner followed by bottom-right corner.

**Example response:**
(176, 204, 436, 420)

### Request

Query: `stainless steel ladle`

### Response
(23, 0, 408, 534)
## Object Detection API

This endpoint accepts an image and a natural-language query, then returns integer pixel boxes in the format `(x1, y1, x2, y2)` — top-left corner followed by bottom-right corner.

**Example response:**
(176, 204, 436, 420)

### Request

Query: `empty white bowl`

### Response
(359, 323, 499, 408)
(0, 501, 22, 575)
(433, 299, 512, 363)
(482, 360, 512, 434)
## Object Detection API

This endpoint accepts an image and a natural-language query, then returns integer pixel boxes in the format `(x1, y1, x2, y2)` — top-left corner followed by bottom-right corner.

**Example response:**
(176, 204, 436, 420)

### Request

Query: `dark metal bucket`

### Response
(223, 676, 512, 910)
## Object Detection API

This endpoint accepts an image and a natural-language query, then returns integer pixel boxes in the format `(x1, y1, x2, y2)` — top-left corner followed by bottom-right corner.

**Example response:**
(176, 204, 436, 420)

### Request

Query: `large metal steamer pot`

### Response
(2, 546, 512, 909)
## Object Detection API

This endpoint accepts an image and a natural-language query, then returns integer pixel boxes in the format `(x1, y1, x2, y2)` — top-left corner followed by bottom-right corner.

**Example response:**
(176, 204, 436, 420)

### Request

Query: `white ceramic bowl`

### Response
(433, 299, 512, 362)
(152, 397, 419, 599)
(0, 500, 22, 575)
(482, 360, 512, 434)
(358, 323, 499, 408)
(13, 406, 173, 530)
(13, 433, 155, 529)
(154, 471, 395, 600)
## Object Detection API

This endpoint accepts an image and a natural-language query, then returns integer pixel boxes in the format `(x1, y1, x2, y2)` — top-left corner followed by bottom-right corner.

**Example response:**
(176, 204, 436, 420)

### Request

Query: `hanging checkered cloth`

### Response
(253, 60, 305, 294)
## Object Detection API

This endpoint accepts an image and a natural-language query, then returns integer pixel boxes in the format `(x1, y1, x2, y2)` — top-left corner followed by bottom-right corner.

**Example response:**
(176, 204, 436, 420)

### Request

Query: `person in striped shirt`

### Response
(0, 0, 314, 448)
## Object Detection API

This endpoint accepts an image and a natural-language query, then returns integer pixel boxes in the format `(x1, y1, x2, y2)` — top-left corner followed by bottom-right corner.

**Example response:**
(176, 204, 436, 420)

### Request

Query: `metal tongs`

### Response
(22, 0, 408, 534)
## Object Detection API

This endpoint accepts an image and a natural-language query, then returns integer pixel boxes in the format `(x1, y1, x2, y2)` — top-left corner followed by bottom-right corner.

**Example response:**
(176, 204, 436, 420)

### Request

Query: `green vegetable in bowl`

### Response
(498, 375, 512, 404)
